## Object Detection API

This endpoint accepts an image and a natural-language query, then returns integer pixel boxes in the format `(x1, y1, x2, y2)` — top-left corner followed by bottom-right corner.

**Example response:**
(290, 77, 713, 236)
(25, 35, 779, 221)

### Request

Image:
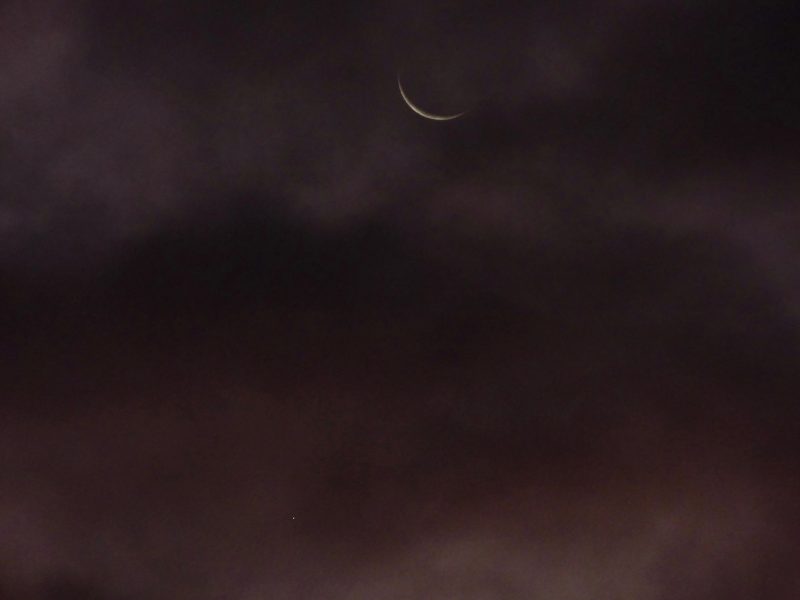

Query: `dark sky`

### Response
(1, 1, 799, 598)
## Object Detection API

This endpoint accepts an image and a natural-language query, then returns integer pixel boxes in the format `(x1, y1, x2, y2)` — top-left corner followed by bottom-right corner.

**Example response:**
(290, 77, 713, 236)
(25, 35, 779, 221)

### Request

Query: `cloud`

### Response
(0, 1, 798, 598)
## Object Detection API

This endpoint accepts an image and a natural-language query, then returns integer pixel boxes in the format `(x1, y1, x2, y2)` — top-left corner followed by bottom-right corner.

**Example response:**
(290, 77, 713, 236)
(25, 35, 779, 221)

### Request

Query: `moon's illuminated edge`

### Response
(397, 76, 466, 121)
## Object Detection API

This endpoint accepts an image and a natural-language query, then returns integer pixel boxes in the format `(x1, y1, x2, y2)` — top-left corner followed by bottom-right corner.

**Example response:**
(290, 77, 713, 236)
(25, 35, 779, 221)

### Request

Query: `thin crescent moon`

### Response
(397, 76, 466, 121)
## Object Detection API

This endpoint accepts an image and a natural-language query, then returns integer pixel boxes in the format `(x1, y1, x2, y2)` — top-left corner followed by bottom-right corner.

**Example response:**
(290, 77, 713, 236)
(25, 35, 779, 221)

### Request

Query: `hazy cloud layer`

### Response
(0, 1, 798, 598)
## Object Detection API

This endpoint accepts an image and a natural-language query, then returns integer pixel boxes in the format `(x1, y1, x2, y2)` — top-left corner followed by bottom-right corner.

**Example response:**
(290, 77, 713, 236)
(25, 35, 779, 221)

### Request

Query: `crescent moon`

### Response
(397, 76, 466, 121)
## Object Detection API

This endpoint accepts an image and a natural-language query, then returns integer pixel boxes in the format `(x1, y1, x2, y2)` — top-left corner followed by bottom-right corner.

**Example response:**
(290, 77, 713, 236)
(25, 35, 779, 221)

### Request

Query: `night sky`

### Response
(1, 1, 799, 598)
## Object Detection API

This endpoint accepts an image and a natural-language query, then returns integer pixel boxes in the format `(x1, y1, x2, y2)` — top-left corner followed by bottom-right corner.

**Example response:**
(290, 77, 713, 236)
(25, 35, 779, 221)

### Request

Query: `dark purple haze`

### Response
(1, 1, 799, 598)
